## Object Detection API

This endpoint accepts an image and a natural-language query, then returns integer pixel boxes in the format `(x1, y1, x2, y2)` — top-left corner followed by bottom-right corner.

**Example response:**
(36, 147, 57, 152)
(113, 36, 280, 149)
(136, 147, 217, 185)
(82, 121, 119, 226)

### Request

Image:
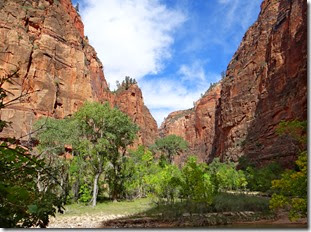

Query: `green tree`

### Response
(243, 162, 282, 192)
(115, 76, 137, 92)
(34, 117, 79, 201)
(269, 120, 307, 221)
(208, 158, 247, 192)
(146, 164, 181, 204)
(123, 146, 159, 199)
(270, 151, 307, 220)
(180, 156, 215, 204)
(35, 101, 138, 205)
(152, 135, 188, 164)
(73, 102, 138, 204)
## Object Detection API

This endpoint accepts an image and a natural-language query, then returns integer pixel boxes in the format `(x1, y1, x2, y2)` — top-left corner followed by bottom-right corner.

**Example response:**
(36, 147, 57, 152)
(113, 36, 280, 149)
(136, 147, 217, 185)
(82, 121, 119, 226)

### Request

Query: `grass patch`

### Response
(213, 192, 270, 212)
(59, 198, 154, 218)
(142, 192, 270, 218)
(57, 193, 270, 223)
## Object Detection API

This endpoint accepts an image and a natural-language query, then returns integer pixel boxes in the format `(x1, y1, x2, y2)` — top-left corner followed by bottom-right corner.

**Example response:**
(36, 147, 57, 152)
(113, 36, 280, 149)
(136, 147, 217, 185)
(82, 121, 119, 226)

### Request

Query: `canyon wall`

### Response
(159, 84, 221, 164)
(161, 0, 307, 166)
(0, 0, 157, 146)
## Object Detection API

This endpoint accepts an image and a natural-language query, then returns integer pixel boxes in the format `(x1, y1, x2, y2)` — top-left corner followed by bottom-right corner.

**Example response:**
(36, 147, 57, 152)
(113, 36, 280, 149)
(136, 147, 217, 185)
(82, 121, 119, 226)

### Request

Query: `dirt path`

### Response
(48, 213, 130, 228)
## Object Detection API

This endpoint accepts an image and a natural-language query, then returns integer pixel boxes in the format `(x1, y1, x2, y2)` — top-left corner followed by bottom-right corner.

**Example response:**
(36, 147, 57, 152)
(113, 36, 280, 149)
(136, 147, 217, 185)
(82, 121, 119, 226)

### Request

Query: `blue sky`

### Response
(72, 0, 262, 126)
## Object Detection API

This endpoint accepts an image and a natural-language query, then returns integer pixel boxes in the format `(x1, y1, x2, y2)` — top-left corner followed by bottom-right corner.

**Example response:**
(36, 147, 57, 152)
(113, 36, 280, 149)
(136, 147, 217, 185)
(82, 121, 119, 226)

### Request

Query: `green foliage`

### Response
(180, 156, 215, 204)
(213, 193, 270, 213)
(123, 146, 159, 199)
(146, 164, 181, 204)
(78, 184, 92, 204)
(244, 162, 283, 192)
(270, 151, 307, 221)
(276, 120, 307, 149)
(35, 101, 139, 204)
(208, 158, 247, 191)
(34, 117, 78, 155)
(269, 120, 307, 221)
(0, 143, 65, 227)
(152, 134, 188, 164)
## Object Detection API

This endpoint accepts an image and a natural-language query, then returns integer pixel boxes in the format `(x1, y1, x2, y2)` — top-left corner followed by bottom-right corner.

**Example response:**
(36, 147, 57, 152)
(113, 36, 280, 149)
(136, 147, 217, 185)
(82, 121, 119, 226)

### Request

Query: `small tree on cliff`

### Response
(152, 135, 188, 165)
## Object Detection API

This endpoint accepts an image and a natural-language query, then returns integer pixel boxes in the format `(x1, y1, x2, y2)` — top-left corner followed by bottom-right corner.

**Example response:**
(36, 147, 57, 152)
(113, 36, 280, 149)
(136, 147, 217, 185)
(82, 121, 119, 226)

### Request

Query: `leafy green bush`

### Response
(78, 184, 92, 204)
(180, 156, 215, 204)
(270, 151, 307, 221)
(123, 146, 160, 199)
(244, 162, 283, 192)
(145, 164, 181, 204)
(208, 158, 247, 191)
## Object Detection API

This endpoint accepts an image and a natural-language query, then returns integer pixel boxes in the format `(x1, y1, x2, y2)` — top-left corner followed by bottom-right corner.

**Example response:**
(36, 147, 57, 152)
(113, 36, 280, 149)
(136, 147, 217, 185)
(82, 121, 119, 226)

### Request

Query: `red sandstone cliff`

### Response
(0, 0, 157, 146)
(161, 0, 307, 166)
(159, 83, 221, 164)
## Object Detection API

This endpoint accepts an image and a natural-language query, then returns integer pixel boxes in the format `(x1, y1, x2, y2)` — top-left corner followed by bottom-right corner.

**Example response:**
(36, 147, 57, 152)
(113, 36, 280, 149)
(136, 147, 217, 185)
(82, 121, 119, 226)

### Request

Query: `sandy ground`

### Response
(48, 211, 307, 228)
(48, 213, 129, 228)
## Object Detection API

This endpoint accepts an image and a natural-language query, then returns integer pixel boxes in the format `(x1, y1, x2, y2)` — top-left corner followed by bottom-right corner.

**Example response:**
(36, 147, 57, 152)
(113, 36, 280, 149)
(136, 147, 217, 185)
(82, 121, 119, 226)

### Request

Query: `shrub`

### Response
(78, 184, 92, 204)
(244, 162, 283, 192)
(145, 164, 181, 204)
(269, 151, 307, 221)
(208, 158, 247, 192)
(123, 146, 160, 199)
(213, 193, 270, 212)
(180, 156, 215, 204)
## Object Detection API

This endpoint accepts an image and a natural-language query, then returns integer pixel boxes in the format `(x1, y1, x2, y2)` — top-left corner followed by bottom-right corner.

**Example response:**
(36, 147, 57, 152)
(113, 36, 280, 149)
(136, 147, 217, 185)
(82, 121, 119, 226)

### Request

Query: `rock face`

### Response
(112, 85, 158, 146)
(0, 0, 157, 146)
(159, 84, 221, 164)
(161, 0, 307, 166)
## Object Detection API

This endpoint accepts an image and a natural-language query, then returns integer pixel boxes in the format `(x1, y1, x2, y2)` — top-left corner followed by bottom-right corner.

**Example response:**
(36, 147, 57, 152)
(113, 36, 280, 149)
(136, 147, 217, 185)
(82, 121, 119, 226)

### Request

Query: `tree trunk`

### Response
(72, 179, 80, 202)
(91, 172, 100, 207)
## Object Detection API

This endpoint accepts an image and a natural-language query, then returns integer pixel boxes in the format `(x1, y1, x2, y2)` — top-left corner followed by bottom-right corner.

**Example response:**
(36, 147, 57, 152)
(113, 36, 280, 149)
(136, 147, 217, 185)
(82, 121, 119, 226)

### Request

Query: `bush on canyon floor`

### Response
(269, 151, 307, 221)
(269, 120, 307, 221)
(213, 192, 270, 213)
(208, 158, 247, 192)
(123, 146, 160, 199)
(244, 162, 283, 193)
(179, 156, 215, 204)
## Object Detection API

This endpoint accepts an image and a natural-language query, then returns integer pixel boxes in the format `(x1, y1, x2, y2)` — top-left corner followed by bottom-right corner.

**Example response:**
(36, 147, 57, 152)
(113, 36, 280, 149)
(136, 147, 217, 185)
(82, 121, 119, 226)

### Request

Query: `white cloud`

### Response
(140, 63, 220, 126)
(178, 60, 207, 82)
(80, 0, 186, 89)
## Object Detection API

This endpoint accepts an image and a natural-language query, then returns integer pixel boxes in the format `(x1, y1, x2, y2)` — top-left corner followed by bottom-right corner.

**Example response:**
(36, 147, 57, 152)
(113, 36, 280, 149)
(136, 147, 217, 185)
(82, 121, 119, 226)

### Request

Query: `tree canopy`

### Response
(35, 101, 139, 205)
(152, 135, 188, 164)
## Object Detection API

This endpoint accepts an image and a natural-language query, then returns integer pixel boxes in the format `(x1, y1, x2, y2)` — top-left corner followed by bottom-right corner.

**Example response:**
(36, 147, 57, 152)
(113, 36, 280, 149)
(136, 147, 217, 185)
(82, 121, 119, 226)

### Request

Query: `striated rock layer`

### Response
(161, 0, 307, 166)
(0, 0, 157, 146)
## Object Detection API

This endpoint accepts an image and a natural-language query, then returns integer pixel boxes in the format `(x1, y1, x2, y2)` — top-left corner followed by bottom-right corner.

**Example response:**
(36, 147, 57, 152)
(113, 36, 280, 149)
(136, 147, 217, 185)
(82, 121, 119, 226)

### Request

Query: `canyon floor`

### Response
(47, 198, 307, 229)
